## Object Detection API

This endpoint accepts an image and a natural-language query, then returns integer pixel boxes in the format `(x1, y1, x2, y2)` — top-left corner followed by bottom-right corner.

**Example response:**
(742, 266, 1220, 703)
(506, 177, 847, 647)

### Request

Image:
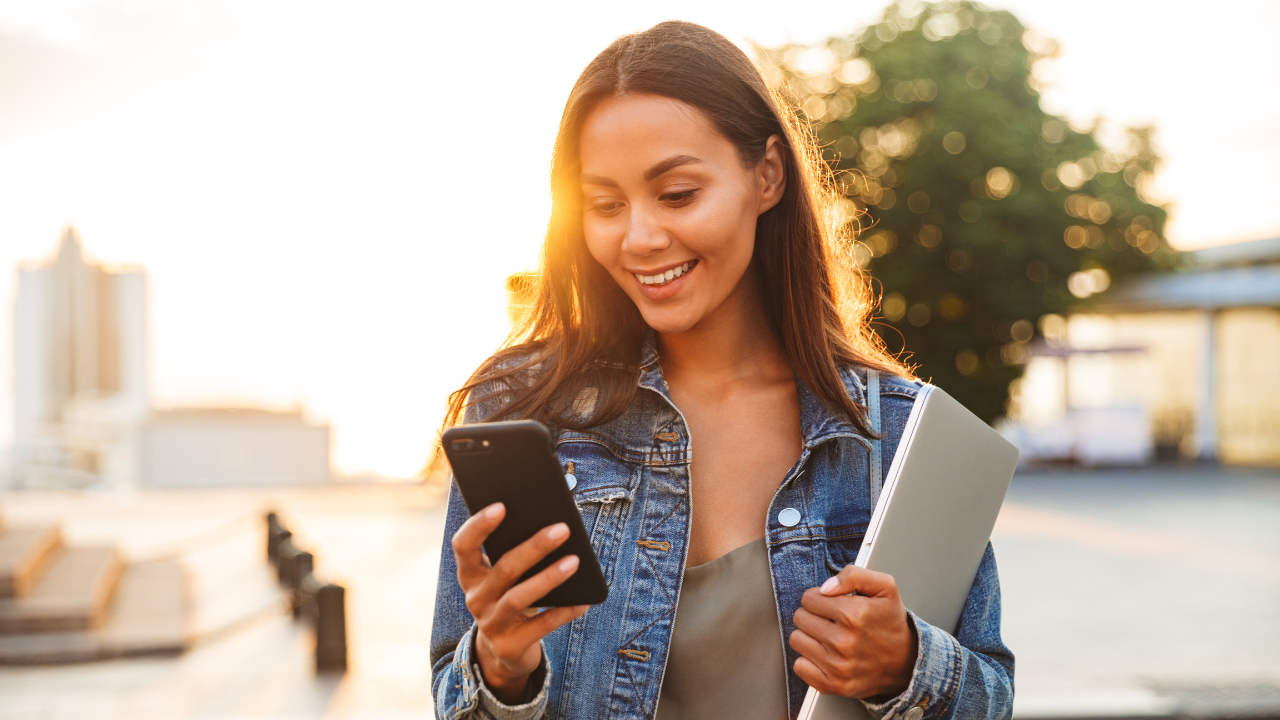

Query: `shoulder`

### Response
(835, 361, 925, 406)
(461, 345, 625, 428)
(460, 345, 548, 424)
(878, 371, 926, 402)
(835, 362, 927, 454)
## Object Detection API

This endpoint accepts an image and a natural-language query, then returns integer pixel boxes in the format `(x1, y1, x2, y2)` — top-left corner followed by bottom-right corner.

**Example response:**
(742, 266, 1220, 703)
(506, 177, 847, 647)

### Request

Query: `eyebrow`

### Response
(644, 154, 703, 181)
(580, 154, 705, 188)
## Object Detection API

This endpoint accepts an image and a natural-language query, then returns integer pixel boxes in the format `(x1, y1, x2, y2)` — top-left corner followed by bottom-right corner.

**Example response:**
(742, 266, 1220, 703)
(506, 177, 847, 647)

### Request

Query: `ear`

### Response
(755, 134, 787, 215)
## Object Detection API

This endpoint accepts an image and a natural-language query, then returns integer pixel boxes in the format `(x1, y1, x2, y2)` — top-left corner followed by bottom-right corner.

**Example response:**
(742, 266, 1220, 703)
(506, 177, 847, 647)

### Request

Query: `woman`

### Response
(431, 21, 1014, 720)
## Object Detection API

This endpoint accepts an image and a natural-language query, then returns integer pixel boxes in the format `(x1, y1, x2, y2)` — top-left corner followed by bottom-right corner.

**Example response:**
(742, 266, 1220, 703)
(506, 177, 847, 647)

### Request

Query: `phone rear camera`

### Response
(451, 439, 475, 452)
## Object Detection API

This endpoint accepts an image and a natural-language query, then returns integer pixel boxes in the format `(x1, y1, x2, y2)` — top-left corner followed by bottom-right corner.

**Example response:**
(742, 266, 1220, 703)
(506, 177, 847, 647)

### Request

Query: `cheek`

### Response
(684, 188, 758, 261)
(583, 222, 620, 273)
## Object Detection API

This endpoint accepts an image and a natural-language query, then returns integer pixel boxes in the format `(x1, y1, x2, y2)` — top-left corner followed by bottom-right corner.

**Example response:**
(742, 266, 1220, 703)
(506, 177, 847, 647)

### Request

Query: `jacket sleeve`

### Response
(861, 543, 1015, 720)
(429, 480, 552, 720)
(429, 378, 554, 720)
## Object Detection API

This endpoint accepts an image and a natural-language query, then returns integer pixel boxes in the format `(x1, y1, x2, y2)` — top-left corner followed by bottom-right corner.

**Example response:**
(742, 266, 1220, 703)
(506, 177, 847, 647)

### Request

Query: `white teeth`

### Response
(634, 261, 694, 287)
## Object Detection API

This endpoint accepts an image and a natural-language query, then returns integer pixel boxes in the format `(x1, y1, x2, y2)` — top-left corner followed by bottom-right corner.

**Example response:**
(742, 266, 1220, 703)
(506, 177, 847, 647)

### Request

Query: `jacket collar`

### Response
(637, 329, 871, 450)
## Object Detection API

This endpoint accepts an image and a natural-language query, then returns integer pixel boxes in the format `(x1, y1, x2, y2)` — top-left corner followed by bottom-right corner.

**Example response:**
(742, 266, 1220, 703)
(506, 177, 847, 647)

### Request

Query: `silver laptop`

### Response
(798, 385, 1019, 720)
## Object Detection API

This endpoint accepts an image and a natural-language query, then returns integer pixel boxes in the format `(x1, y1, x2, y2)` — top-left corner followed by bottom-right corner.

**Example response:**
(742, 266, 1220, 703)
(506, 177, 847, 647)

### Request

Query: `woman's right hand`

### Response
(451, 502, 590, 705)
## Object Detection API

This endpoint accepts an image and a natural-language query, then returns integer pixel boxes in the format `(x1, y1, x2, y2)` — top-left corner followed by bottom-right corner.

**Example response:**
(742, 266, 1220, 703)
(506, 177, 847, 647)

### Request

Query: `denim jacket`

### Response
(431, 336, 1015, 720)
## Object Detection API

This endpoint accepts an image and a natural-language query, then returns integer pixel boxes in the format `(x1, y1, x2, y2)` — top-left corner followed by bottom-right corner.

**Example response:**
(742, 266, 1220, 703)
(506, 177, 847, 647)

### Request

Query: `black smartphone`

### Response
(442, 420, 608, 607)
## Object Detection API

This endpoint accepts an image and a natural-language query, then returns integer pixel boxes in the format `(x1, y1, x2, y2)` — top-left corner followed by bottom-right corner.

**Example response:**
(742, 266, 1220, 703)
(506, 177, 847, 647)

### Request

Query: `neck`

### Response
(656, 271, 790, 383)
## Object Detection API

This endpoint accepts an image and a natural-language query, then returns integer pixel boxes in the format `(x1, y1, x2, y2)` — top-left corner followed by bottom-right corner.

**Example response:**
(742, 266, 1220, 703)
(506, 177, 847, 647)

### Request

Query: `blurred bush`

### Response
(763, 0, 1176, 421)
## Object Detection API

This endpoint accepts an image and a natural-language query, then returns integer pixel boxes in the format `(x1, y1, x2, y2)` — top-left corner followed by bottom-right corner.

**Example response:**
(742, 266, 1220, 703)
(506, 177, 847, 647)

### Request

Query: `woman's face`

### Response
(579, 93, 784, 334)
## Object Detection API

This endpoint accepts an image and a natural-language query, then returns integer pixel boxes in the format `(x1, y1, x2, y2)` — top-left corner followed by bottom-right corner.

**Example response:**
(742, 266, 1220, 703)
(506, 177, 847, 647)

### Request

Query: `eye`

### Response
(660, 189, 699, 207)
(587, 200, 625, 217)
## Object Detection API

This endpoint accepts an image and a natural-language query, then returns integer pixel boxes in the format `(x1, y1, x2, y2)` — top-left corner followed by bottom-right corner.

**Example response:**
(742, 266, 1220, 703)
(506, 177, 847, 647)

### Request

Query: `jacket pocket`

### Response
(556, 439, 637, 586)
(823, 532, 866, 575)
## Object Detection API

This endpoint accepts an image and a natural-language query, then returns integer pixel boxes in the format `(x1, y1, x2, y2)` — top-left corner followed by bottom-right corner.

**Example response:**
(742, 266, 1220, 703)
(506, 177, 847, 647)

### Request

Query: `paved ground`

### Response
(995, 465, 1280, 717)
(0, 483, 450, 720)
(0, 465, 1276, 719)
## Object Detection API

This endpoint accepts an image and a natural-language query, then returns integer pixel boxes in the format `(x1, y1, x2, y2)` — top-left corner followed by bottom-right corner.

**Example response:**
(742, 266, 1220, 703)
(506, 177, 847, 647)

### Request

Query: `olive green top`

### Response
(655, 537, 790, 720)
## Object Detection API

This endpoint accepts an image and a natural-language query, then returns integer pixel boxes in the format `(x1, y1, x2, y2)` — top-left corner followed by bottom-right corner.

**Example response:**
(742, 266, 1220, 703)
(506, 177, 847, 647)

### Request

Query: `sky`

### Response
(1, 0, 1278, 478)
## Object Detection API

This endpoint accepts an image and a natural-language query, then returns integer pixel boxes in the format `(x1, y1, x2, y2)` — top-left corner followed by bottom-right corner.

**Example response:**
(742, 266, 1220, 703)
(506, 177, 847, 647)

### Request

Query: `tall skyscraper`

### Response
(12, 227, 148, 487)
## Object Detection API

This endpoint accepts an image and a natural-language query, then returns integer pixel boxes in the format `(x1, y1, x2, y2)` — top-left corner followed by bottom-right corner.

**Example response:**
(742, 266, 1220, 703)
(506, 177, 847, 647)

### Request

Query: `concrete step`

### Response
(0, 546, 123, 634)
(0, 560, 188, 663)
(0, 524, 62, 597)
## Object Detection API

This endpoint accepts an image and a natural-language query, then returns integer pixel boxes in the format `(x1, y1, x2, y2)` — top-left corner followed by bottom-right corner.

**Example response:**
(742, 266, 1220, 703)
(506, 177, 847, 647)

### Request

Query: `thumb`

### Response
(818, 564, 899, 598)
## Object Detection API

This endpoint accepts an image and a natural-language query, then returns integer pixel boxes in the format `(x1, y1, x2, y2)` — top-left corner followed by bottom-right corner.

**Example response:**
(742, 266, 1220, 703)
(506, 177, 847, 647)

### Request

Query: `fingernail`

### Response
(547, 523, 568, 540)
(558, 555, 579, 572)
(485, 503, 504, 519)
(820, 577, 838, 594)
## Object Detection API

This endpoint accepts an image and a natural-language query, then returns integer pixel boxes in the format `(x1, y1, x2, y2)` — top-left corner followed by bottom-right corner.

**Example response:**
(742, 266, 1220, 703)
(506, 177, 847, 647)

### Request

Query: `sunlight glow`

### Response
(0, 0, 1277, 477)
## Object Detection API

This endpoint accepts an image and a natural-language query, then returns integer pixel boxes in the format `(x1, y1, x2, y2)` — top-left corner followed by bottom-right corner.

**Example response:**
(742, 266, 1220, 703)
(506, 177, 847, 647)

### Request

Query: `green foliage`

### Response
(764, 0, 1174, 422)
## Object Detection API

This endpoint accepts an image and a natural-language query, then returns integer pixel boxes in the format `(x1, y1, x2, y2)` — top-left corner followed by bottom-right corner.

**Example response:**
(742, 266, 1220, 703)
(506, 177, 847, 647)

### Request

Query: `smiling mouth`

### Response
(633, 260, 697, 287)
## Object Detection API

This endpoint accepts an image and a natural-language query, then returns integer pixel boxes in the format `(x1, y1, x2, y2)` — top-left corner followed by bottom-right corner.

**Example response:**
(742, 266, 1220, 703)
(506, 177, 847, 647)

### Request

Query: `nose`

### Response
(621, 203, 671, 258)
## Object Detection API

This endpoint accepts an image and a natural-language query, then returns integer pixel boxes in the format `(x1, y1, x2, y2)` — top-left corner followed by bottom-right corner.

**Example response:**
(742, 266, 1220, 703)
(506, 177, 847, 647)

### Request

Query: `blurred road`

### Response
(997, 466, 1280, 718)
(0, 465, 1277, 719)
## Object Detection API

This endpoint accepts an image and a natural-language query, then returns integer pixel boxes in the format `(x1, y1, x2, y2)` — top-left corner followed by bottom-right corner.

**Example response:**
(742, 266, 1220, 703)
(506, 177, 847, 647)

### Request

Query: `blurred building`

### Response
(12, 228, 148, 488)
(142, 407, 329, 488)
(1005, 236, 1280, 466)
(9, 229, 331, 488)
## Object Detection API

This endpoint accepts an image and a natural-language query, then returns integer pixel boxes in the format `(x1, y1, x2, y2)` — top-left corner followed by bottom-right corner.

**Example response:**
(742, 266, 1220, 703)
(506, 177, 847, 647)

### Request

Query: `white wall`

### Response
(142, 412, 330, 488)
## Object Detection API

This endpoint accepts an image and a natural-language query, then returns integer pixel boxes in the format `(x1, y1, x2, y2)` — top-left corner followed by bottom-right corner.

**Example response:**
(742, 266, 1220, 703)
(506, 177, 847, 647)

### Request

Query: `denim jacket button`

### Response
(565, 473, 577, 490)
(905, 707, 924, 720)
(778, 508, 801, 527)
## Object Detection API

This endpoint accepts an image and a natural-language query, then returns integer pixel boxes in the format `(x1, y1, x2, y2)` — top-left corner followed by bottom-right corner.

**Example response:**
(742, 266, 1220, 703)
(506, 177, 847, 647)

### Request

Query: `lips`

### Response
(633, 260, 698, 287)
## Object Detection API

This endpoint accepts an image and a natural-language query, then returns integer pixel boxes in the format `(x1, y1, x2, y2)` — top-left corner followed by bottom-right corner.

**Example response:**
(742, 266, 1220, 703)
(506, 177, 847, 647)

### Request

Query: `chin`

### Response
(638, 306, 702, 335)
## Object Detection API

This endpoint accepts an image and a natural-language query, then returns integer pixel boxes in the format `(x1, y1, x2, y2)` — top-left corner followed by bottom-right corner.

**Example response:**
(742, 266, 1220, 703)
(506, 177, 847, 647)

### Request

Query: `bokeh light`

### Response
(1067, 267, 1112, 298)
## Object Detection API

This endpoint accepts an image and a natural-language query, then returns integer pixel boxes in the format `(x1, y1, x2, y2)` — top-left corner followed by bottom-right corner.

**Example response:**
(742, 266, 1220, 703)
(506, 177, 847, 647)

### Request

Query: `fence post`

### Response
(315, 583, 347, 673)
(268, 526, 292, 566)
(277, 538, 299, 586)
(292, 552, 314, 618)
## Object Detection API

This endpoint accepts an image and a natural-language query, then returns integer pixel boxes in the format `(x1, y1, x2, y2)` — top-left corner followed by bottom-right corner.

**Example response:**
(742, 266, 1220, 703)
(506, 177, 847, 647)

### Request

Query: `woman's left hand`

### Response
(789, 565, 919, 699)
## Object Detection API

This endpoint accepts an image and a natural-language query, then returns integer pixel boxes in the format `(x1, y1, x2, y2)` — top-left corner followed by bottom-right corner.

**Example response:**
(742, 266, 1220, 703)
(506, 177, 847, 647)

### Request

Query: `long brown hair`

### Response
(445, 20, 908, 436)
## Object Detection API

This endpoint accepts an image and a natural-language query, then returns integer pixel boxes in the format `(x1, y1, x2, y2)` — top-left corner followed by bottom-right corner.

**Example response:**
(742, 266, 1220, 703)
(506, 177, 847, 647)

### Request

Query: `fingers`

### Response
(793, 655, 841, 696)
(792, 606, 847, 655)
(818, 565, 899, 599)
(793, 631, 878, 699)
(452, 503, 505, 588)
(801, 586, 867, 624)
(794, 579, 918, 700)
(472, 523, 571, 610)
(501, 554, 580, 614)
(492, 572, 590, 657)
(516, 604, 590, 646)
(455, 510, 589, 668)
(788, 624, 840, 669)
(490, 523, 571, 588)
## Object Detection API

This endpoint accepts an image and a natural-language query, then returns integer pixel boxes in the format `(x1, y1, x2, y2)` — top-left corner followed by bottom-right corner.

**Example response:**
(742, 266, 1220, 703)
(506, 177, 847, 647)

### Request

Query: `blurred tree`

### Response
(764, 0, 1175, 422)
